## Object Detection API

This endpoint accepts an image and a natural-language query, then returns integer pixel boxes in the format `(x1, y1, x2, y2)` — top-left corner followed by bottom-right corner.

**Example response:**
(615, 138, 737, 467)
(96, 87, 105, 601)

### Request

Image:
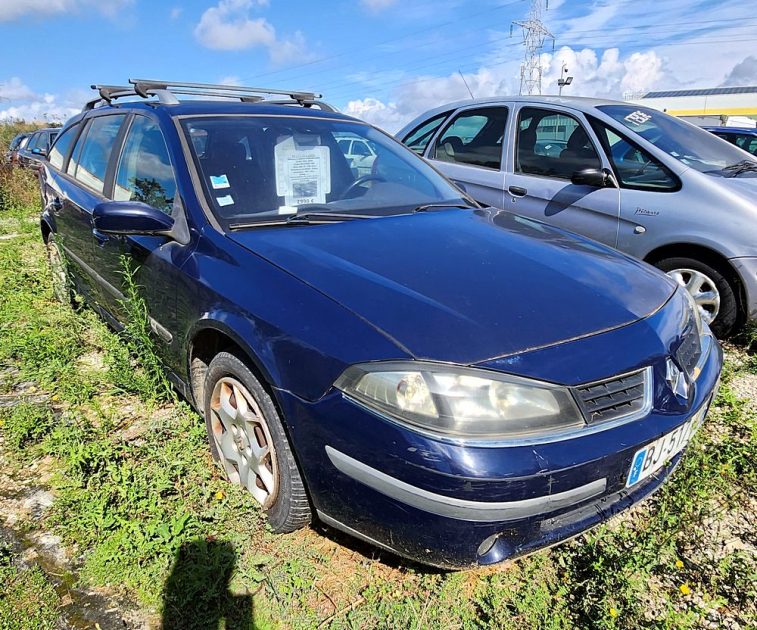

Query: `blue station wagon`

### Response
(39, 80, 722, 569)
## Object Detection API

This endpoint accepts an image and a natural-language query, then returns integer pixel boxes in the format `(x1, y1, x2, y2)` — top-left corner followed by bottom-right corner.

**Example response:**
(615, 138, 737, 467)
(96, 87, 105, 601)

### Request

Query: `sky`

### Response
(0, 0, 756, 132)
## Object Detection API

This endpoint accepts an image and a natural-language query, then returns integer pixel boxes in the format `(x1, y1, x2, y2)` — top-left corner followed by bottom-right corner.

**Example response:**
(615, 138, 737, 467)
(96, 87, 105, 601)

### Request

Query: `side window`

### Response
(71, 115, 126, 194)
(516, 107, 601, 179)
(432, 107, 508, 169)
(589, 117, 678, 191)
(352, 141, 371, 157)
(402, 112, 451, 155)
(48, 125, 80, 171)
(114, 116, 177, 214)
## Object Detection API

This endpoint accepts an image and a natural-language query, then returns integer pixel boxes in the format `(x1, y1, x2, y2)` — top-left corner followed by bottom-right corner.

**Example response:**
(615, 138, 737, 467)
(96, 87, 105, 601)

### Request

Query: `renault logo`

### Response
(666, 359, 690, 400)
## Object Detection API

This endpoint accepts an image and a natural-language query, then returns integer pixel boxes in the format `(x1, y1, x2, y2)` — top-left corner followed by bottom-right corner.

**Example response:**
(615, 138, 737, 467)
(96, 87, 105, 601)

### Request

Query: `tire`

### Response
(45, 234, 74, 306)
(203, 351, 311, 533)
(654, 256, 740, 338)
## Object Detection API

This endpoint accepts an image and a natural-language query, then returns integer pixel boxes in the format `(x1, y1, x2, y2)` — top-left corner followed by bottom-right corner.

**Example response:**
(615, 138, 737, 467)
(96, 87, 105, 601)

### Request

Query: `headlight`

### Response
(680, 286, 704, 338)
(334, 362, 584, 440)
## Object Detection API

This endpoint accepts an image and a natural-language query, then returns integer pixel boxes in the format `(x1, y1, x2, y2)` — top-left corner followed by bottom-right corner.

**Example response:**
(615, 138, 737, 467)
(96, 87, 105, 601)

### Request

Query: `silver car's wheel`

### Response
(209, 376, 279, 508)
(666, 267, 721, 324)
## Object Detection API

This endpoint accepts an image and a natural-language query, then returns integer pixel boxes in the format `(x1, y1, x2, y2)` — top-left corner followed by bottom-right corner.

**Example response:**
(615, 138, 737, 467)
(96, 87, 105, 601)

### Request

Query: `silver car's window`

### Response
(589, 117, 678, 191)
(432, 107, 508, 170)
(181, 116, 468, 227)
(402, 111, 451, 155)
(516, 107, 601, 179)
(598, 105, 756, 176)
(114, 116, 177, 215)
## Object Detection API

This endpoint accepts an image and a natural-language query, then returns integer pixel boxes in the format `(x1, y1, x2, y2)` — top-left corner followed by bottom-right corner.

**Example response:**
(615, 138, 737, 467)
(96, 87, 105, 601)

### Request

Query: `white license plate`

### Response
(625, 406, 706, 488)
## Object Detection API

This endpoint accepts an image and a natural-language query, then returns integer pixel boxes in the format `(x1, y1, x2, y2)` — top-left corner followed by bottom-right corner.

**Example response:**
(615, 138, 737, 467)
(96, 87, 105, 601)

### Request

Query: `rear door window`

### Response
(432, 107, 508, 169)
(114, 116, 177, 214)
(70, 115, 126, 194)
(516, 107, 601, 179)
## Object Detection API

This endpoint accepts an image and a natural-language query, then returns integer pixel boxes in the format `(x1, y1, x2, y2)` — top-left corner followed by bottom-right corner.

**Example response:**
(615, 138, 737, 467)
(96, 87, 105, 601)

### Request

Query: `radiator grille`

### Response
(574, 368, 649, 424)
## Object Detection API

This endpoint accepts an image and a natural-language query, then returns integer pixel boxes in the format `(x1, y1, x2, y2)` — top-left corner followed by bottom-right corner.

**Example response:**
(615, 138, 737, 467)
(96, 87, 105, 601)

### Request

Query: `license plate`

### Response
(626, 406, 706, 488)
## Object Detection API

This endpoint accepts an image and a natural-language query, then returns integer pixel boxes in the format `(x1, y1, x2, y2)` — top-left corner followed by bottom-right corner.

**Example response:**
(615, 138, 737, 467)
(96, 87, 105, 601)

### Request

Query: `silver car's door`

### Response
(505, 104, 620, 248)
(586, 116, 682, 258)
(423, 105, 509, 208)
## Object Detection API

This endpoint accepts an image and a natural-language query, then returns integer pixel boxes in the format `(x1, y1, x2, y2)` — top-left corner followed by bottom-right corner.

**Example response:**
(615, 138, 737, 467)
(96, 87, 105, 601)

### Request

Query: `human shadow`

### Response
(161, 538, 253, 630)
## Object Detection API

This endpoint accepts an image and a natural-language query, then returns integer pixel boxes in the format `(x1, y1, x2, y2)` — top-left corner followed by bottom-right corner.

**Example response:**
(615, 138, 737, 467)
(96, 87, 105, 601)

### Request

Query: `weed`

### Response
(0, 401, 56, 451)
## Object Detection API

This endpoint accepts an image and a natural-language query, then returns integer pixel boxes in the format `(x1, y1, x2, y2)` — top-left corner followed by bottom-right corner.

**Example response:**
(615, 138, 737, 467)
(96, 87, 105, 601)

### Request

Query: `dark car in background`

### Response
(39, 79, 721, 569)
(18, 127, 59, 169)
(703, 127, 757, 157)
(5, 132, 31, 165)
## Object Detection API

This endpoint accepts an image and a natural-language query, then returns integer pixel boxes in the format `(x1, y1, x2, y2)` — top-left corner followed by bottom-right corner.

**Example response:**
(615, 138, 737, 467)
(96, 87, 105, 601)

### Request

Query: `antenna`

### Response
(458, 70, 475, 100)
(511, 0, 555, 96)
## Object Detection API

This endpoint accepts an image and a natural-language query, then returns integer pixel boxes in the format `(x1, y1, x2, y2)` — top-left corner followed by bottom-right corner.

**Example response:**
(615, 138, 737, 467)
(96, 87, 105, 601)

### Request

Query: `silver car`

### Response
(398, 97, 757, 337)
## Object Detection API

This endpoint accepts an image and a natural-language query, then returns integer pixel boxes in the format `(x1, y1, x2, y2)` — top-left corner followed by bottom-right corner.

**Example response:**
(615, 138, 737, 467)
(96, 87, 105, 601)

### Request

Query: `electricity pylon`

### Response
(511, 0, 554, 96)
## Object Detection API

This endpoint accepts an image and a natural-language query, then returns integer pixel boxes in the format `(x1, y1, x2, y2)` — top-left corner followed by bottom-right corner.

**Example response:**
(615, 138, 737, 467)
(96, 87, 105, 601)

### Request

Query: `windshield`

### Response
(181, 116, 470, 227)
(597, 105, 757, 177)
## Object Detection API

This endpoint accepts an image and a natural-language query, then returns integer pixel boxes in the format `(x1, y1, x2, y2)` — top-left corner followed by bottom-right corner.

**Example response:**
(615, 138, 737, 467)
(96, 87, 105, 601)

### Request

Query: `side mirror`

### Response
(32, 147, 46, 156)
(93, 201, 175, 237)
(571, 168, 616, 188)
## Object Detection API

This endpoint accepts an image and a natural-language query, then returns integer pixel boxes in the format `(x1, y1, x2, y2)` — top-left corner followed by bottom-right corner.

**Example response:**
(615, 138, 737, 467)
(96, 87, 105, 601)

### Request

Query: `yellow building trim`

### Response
(664, 107, 757, 116)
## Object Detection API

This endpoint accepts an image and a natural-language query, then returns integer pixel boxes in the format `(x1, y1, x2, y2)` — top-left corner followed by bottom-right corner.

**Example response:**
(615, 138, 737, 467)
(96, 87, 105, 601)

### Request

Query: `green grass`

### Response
(0, 154, 754, 628)
(0, 543, 61, 630)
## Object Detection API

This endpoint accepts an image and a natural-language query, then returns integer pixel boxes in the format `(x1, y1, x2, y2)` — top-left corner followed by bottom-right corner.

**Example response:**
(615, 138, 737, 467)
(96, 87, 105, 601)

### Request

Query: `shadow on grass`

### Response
(162, 538, 252, 630)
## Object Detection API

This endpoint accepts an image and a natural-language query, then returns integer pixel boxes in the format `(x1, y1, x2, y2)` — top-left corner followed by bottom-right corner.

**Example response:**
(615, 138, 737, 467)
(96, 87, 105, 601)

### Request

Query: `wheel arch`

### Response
(643, 242, 747, 322)
(187, 318, 280, 414)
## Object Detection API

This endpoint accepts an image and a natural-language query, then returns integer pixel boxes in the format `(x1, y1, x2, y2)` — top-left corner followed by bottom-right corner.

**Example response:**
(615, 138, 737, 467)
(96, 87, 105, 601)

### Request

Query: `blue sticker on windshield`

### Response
(210, 174, 230, 189)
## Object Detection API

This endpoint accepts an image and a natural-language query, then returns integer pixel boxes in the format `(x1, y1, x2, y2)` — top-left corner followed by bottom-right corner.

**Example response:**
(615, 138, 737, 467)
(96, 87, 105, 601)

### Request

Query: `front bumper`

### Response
(731, 256, 757, 321)
(277, 324, 722, 569)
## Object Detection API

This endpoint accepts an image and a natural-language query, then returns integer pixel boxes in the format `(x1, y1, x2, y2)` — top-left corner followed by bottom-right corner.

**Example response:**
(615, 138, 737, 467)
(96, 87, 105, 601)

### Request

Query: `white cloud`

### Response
(194, 0, 312, 66)
(0, 78, 82, 123)
(170, 6, 182, 19)
(0, 77, 36, 101)
(343, 44, 669, 133)
(194, 0, 275, 51)
(721, 56, 757, 87)
(359, 0, 398, 12)
(0, 0, 131, 21)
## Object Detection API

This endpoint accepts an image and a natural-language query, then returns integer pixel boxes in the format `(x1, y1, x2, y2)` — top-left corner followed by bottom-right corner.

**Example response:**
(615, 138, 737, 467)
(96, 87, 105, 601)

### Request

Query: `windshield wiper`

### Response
(722, 159, 757, 178)
(413, 203, 477, 213)
(229, 212, 373, 230)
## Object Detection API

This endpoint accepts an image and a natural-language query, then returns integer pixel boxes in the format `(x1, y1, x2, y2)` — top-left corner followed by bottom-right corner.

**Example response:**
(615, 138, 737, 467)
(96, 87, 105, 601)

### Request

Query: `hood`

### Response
(228, 209, 676, 365)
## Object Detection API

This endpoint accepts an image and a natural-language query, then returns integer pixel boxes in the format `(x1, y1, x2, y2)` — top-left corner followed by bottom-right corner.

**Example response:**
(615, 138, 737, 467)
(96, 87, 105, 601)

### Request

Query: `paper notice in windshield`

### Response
(274, 136, 331, 207)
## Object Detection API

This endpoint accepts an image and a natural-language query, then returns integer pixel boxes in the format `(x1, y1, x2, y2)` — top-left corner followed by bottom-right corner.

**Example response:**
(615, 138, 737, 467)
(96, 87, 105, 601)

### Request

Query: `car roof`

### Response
(69, 99, 358, 127)
(409, 94, 630, 118)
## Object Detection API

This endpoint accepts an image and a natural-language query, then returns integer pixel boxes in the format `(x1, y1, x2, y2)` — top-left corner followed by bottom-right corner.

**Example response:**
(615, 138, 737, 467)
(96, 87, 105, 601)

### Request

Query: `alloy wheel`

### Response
(209, 376, 279, 508)
(666, 267, 721, 324)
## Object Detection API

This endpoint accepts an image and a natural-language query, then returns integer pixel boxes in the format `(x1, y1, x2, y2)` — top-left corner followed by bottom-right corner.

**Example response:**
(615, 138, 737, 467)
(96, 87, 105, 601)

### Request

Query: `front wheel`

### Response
(655, 256, 740, 338)
(203, 351, 311, 533)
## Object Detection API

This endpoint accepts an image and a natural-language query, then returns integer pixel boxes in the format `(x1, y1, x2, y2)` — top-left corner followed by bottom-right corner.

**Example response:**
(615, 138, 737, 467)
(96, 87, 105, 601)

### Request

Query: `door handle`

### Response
(508, 186, 527, 197)
(92, 228, 109, 247)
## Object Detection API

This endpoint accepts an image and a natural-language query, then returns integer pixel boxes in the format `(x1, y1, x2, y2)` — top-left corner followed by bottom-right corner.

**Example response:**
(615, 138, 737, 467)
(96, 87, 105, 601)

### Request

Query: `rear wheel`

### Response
(203, 351, 311, 533)
(655, 256, 740, 337)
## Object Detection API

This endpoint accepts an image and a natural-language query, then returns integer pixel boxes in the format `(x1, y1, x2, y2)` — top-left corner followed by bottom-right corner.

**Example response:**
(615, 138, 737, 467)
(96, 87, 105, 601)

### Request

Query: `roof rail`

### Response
(82, 79, 336, 112)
